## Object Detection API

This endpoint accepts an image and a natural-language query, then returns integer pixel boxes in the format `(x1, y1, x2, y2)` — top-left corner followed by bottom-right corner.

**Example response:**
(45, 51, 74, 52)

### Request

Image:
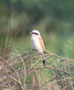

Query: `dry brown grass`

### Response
(0, 47, 74, 90)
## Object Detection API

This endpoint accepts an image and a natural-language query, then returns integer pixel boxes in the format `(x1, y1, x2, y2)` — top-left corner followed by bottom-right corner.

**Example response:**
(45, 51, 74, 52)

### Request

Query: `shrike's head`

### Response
(30, 30, 41, 37)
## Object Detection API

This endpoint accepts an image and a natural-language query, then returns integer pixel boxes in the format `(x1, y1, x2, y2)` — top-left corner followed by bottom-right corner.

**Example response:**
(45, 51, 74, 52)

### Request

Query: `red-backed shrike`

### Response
(30, 30, 46, 65)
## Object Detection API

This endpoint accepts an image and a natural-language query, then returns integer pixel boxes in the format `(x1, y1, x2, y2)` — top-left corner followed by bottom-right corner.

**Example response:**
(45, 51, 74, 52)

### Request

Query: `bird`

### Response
(30, 30, 46, 65)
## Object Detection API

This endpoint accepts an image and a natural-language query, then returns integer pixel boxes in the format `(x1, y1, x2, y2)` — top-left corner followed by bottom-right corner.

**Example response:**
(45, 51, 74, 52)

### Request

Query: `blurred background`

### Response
(0, 0, 74, 59)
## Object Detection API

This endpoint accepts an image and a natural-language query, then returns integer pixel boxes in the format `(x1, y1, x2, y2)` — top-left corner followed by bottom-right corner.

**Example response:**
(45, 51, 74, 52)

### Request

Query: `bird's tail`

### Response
(42, 55, 46, 65)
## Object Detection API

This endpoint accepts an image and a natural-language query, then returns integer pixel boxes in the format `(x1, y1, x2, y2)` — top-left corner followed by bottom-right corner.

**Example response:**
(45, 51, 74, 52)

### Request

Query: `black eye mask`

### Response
(32, 32, 39, 35)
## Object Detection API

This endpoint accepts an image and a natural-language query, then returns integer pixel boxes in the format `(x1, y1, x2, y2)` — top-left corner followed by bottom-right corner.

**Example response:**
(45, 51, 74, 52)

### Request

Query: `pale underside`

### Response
(31, 35, 45, 54)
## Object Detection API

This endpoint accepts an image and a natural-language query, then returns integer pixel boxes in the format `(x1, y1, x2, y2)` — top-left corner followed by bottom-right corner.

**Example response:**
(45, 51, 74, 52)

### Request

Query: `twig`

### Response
(15, 49, 26, 90)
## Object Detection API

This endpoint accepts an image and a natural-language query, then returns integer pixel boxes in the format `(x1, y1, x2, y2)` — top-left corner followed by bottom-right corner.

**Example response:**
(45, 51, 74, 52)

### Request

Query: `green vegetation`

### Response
(0, 0, 74, 58)
(0, 0, 74, 90)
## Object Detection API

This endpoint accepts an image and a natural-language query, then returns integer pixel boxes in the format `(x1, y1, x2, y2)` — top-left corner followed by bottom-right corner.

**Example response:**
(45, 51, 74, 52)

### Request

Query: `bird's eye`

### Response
(32, 32, 39, 35)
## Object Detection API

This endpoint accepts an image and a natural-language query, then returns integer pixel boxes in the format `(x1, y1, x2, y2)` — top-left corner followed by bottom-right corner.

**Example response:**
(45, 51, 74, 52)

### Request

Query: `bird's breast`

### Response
(31, 35, 43, 53)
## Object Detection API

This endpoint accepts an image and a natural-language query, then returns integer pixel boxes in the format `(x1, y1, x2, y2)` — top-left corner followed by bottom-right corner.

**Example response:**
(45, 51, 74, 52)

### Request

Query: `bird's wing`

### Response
(39, 37, 45, 51)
